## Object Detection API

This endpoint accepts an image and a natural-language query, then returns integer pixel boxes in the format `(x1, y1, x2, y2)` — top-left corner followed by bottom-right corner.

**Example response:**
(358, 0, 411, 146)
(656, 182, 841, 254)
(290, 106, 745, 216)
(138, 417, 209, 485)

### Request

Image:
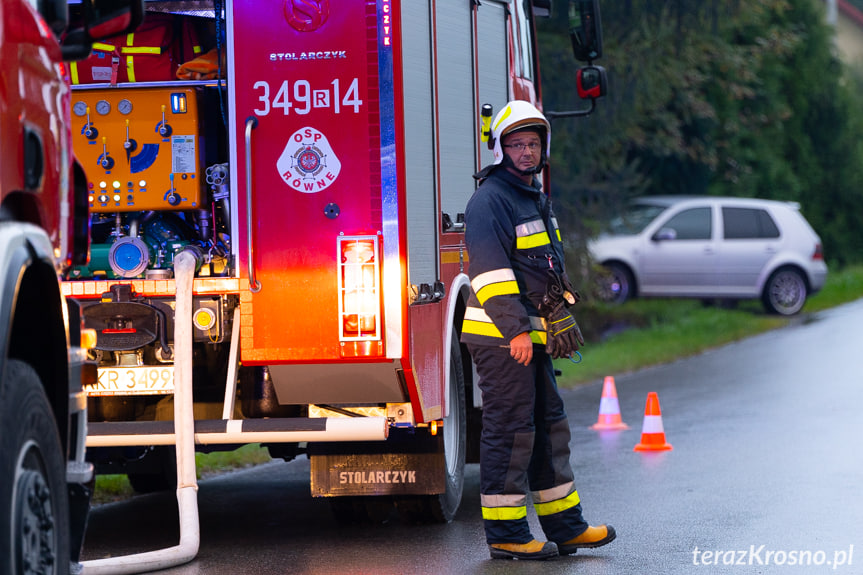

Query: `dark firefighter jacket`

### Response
(461, 167, 568, 347)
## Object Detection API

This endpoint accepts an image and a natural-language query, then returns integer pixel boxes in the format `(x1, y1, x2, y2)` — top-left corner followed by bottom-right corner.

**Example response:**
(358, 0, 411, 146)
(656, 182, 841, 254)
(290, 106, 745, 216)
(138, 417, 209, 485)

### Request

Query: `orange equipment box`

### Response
(71, 87, 204, 213)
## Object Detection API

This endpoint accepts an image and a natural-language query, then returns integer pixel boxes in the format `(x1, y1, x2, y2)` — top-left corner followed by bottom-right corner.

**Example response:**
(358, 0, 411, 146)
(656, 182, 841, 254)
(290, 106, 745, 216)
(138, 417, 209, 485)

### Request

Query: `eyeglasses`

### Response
(503, 142, 541, 152)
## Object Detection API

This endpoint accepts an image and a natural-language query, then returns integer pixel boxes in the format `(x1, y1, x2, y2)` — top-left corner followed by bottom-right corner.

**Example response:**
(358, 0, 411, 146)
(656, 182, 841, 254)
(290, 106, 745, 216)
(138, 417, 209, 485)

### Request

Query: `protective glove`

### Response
(542, 272, 580, 309)
(545, 301, 585, 359)
(559, 272, 581, 305)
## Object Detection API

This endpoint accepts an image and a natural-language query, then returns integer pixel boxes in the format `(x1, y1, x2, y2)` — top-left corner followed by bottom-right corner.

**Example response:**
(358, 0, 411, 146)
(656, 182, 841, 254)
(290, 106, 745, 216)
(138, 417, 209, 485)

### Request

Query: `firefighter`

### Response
(462, 100, 616, 560)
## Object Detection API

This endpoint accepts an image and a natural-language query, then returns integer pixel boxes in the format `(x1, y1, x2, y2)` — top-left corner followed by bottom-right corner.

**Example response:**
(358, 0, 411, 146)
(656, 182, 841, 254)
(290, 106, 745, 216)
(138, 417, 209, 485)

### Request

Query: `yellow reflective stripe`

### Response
(482, 506, 527, 521)
(462, 321, 546, 344)
(534, 489, 581, 517)
(516, 232, 551, 249)
(533, 481, 574, 504)
(463, 309, 547, 342)
(121, 46, 162, 54)
(91, 42, 115, 52)
(472, 268, 516, 292)
(515, 219, 550, 250)
(70, 61, 79, 85)
(124, 33, 135, 83)
(475, 280, 519, 305)
(462, 319, 504, 339)
(464, 307, 546, 332)
(550, 218, 562, 242)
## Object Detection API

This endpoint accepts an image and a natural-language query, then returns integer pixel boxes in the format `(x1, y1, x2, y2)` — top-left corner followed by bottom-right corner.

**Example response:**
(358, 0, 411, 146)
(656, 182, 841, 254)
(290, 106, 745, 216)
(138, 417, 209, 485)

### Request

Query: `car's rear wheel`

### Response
(762, 267, 807, 315)
(594, 263, 634, 304)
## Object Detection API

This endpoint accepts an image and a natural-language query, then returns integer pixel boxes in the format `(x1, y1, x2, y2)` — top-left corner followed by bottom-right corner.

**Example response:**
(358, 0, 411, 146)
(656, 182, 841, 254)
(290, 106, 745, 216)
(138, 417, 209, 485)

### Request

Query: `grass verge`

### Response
(93, 443, 272, 504)
(556, 264, 863, 387)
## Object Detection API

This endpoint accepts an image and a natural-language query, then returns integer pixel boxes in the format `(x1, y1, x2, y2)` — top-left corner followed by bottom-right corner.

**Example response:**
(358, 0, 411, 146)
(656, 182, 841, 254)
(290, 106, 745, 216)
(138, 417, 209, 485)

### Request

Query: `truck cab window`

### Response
(514, 0, 535, 81)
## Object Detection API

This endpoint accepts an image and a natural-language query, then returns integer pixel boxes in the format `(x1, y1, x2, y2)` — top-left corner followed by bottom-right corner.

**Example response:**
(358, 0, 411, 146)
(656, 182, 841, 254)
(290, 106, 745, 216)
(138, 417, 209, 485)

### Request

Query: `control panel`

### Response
(72, 87, 204, 212)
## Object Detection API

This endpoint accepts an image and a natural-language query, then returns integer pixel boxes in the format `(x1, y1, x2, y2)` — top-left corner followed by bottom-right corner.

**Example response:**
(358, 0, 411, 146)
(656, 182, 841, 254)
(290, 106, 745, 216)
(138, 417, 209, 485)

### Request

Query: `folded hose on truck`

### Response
(81, 250, 200, 574)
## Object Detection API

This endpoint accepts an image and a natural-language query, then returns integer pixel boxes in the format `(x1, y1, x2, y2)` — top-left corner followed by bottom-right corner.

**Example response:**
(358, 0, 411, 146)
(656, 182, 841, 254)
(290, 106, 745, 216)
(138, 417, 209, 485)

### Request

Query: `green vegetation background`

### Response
(536, 0, 863, 281)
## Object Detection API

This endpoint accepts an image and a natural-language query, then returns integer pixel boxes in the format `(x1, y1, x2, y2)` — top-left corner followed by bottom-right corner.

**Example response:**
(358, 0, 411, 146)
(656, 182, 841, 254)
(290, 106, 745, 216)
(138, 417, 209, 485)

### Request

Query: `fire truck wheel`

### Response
(397, 334, 467, 524)
(435, 334, 467, 521)
(0, 359, 71, 575)
(126, 446, 178, 494)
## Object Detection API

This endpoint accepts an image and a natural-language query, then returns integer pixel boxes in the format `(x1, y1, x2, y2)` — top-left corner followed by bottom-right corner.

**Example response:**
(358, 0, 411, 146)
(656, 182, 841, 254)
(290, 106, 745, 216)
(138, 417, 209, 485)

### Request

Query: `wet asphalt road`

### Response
(81, 299, 863, 574)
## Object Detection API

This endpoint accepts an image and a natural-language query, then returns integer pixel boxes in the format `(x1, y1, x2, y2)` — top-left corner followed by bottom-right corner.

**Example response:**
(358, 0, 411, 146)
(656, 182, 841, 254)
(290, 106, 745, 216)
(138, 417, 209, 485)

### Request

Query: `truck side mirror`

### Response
(576, 65, 607, 99)
(569, 0, 603, 63)
(531, 0, 552, 18)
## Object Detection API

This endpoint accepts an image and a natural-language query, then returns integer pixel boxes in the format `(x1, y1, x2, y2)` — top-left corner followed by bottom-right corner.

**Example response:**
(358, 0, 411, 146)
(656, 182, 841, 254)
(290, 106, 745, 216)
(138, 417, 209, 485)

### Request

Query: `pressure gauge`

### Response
(118, 99, 133, 115)
(95, 100, 111, 115)
(72, 101, 87, 117)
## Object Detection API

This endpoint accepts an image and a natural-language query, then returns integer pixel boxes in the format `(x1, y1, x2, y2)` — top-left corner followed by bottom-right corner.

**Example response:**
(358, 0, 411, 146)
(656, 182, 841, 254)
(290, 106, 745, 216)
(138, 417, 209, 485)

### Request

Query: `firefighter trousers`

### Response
(467, 343, 588, 544)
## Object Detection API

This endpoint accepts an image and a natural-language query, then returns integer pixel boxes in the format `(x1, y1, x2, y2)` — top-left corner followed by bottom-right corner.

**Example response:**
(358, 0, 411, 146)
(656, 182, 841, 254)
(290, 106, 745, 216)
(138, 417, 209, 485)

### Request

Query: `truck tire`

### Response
(434, 334, 467, 521)
(0, 359, 71, 575)
(396, 334, 467, 524)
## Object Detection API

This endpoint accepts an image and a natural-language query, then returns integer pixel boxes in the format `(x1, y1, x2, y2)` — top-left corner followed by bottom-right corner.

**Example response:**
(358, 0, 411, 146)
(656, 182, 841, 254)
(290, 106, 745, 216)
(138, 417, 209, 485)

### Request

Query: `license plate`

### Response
(87, 366, 175, 396)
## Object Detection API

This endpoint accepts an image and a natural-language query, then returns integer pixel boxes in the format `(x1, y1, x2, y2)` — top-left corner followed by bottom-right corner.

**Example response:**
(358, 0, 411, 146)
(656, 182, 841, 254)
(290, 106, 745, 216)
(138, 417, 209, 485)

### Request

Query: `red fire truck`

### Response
(64, 0, 603, 559)
(0, 0, 143, 573)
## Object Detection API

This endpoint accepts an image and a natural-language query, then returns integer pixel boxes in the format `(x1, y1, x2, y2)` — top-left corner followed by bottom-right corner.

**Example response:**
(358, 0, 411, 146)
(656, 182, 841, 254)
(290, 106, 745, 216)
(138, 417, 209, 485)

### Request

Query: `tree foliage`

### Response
(537, 0, 863, 267)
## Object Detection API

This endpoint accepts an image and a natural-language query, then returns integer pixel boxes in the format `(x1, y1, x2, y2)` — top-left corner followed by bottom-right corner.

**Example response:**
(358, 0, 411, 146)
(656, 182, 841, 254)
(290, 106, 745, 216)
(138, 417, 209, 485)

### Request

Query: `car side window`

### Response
(722, 207, 780, 239)
(655, 207, 712, 240)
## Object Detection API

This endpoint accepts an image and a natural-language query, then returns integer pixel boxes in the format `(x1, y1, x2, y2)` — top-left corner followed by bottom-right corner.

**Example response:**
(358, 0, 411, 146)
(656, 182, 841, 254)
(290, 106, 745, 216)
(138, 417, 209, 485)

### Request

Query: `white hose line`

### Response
(82, 251, 200, 574)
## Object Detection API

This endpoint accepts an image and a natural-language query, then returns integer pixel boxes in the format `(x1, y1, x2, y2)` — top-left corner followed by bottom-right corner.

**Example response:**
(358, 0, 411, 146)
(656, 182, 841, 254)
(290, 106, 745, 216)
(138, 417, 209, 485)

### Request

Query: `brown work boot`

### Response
(488, 539, 559, 560)
(557, 524, 617, 556)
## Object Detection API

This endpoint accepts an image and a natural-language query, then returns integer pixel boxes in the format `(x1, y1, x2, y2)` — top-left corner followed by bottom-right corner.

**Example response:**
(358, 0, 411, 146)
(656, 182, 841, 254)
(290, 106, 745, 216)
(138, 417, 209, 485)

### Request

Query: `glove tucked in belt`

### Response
(538, 272, 584, 359)
(544, 300, 585, 359)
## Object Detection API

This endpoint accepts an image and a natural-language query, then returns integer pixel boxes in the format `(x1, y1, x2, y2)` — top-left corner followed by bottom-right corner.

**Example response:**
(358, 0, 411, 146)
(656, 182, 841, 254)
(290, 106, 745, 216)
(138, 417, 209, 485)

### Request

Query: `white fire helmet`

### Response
(489, 100, 551, 168)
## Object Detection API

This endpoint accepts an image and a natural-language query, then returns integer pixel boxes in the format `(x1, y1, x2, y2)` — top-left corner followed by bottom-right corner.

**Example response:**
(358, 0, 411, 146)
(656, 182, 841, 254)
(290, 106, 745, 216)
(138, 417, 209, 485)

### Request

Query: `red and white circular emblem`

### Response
(277, 127, 341, 193)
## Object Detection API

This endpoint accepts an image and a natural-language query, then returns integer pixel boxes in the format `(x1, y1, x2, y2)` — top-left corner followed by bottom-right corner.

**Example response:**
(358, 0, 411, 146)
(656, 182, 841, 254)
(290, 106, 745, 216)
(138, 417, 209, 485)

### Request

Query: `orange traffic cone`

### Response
(590, 376, 629, 430)
(633, 392, 673, 452)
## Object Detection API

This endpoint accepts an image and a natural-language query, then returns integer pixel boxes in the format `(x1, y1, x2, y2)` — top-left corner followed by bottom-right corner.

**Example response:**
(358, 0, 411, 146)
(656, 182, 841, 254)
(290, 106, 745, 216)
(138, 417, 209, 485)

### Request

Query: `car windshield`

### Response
(606, 203, 668, 235)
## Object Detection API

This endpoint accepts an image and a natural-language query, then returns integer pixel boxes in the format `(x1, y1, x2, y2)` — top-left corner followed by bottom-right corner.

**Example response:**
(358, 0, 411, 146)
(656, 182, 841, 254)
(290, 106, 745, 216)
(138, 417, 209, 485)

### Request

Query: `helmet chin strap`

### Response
(501, 152, 547, 176)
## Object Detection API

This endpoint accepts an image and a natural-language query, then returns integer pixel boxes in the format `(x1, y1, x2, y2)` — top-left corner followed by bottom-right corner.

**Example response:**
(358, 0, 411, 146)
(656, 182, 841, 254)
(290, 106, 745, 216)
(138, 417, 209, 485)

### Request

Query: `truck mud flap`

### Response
(310, 438, 445, 497)
(311, 451, 445, 497)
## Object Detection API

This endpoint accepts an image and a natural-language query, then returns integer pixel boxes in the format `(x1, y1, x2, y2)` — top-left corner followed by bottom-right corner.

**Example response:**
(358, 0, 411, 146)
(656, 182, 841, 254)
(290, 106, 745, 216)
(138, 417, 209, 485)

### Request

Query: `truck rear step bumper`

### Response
(86, 416, 388, 447)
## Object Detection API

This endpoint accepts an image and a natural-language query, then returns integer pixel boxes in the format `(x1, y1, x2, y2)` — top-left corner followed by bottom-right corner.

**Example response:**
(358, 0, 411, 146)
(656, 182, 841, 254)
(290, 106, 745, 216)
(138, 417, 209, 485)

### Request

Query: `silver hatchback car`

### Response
(589, 196, 828, 315)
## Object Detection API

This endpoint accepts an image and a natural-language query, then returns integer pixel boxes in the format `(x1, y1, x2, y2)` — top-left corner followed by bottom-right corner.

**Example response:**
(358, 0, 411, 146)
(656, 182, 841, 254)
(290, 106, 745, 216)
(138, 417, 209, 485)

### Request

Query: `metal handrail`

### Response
(244, 116, 261, 293)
